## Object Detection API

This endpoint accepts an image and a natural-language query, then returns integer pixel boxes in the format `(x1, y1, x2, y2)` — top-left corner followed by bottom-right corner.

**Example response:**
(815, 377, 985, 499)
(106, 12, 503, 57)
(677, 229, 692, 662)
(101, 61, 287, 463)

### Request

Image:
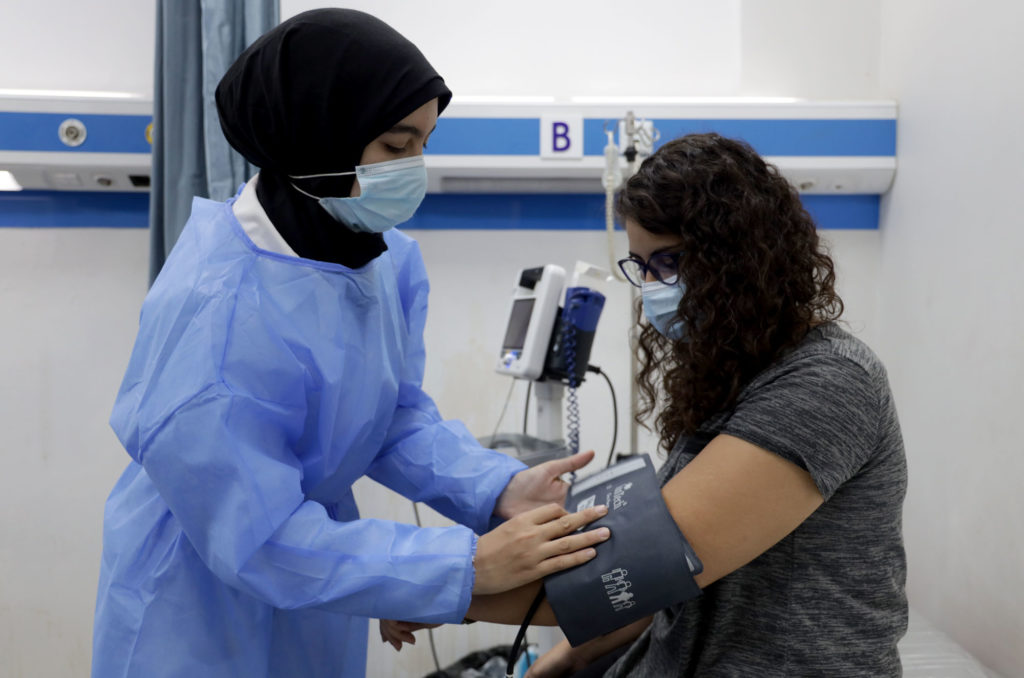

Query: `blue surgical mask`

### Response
(289, 155, 427, 233)
(642, 279, 686, 340)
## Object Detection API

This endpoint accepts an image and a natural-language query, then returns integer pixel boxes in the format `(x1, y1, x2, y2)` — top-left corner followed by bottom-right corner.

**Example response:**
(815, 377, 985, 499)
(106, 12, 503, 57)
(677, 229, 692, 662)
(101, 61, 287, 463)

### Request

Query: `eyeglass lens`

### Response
(619, 259, 643, 286)
(648, 252, 680, 283)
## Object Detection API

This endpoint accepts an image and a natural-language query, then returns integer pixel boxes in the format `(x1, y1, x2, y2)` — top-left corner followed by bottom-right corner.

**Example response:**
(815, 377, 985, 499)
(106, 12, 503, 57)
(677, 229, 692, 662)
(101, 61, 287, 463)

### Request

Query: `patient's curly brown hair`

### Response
(617, 133, 844, 453)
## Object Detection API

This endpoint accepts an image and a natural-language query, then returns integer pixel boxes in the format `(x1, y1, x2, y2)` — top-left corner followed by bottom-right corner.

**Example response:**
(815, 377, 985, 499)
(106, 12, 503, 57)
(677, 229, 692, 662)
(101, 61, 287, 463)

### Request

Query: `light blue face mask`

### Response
(289, 155, 427, 233)
(642, 279, 687, 340)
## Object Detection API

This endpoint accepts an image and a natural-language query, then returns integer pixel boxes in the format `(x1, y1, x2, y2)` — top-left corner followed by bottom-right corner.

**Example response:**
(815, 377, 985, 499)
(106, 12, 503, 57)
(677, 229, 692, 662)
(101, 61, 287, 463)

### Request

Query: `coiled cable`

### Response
(563, 317, 580, 469)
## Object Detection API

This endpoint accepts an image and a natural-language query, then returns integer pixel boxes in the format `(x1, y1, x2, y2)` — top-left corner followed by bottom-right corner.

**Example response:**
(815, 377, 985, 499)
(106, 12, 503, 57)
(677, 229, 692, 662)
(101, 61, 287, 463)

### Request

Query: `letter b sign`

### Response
(541, 115, 583, 159)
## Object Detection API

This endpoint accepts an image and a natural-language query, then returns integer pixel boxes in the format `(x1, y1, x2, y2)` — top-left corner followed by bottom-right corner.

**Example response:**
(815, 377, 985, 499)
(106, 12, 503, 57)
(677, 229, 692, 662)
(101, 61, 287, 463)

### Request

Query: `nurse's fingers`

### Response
(541, 526, 611, 563)
(393, 621, 442, 632)
(524, 502, 569, 525)
(544, 449, 596, 477)
(540, 504, 608, 539)
(472, 504, 605, 595)
(379, 619, 416, 651)
(538, 545, 600, 576)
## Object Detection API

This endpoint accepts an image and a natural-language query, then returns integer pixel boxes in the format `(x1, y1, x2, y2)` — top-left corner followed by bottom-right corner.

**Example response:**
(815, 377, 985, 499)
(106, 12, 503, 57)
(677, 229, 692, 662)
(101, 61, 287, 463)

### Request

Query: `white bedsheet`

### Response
(899, 608, 1002, 677)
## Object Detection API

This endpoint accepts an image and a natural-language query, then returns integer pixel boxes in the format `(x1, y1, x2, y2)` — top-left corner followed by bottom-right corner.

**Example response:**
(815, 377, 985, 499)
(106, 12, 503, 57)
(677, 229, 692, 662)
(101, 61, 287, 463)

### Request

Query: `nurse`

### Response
(91, 9, 608, 678)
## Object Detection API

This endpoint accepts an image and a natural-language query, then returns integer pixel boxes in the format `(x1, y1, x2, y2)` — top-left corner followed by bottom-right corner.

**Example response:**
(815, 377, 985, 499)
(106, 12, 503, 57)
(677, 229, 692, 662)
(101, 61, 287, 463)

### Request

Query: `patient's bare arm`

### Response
(466, 581, 558, 625)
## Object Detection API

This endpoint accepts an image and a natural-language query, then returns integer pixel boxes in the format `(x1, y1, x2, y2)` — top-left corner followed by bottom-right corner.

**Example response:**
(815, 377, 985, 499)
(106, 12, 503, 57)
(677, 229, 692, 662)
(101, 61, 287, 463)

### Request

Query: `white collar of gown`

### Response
(231, 173, 299, 258)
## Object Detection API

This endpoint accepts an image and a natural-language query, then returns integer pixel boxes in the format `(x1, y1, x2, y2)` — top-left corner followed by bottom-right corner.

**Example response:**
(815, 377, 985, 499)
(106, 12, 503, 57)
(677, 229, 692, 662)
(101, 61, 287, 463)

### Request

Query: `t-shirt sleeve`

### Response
(720, 353, 880, 500)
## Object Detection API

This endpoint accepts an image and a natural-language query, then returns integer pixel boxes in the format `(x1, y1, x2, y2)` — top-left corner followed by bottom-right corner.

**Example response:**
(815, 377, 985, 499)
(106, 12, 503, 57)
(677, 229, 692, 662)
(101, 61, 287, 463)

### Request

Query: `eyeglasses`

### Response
(617, 251, 684, 288)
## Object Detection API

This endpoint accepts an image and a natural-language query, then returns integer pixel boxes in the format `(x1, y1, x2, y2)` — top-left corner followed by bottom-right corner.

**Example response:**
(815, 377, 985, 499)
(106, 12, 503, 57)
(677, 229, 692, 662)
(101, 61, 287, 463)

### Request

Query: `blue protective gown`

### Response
(92, 193, 525, 678)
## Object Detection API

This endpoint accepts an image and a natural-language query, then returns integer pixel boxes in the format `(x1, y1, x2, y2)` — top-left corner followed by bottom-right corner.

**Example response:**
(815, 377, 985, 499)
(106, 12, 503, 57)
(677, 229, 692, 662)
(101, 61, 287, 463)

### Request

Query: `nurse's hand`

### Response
(494, 450, 596, 520)
(379, 619, 441, 652)
(473, 502, 609, 595)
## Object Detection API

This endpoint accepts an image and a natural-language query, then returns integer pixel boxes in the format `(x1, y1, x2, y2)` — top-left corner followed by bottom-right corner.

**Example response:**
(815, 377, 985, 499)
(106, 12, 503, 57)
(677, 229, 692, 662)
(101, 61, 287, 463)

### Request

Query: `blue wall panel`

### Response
(429, 118, 540, 155)
(0, 113, 895, 158)
(433, 117, 896, 157)
(0, 191, 876, 231)
(0, 112, 151, 153)
(0, 191, 149, 228)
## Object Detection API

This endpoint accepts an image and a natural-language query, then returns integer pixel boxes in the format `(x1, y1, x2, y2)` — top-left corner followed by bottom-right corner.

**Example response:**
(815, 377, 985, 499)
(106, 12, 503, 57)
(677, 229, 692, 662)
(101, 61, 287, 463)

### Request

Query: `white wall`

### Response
(284, 0, 745, 99)
(877, 2, 1024, 676)
(739, 1, 881, 99)
(0, 228, 149, 677)
(0, 0, 153, 95)
(2, 0, 974, 676)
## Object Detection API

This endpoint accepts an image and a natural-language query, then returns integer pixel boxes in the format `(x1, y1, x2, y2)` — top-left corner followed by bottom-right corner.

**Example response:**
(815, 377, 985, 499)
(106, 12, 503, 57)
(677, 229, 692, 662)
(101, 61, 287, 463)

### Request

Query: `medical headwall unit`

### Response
(0, 94, 895, 230)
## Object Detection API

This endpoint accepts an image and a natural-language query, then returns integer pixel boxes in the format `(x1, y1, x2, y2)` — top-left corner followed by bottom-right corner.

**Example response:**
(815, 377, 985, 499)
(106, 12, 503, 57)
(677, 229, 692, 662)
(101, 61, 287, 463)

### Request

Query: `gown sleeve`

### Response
(366, 234, 527, 535)
(137, 383, 479, 622)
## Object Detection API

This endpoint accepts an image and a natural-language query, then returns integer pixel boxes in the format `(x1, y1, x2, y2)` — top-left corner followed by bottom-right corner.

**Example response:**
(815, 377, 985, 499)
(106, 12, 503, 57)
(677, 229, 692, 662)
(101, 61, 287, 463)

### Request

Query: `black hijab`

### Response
(215, 9, 452, 267)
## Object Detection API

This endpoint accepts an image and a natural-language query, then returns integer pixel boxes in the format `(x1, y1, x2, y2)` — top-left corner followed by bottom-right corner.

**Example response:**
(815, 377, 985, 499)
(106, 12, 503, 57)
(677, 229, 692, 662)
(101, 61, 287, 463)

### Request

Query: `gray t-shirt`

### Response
(606, 323, 908, 677)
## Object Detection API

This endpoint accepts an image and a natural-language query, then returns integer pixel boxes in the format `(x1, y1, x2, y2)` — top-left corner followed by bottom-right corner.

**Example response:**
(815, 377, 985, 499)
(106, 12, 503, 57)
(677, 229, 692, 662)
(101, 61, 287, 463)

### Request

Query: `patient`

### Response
(384, 133, 908, 678)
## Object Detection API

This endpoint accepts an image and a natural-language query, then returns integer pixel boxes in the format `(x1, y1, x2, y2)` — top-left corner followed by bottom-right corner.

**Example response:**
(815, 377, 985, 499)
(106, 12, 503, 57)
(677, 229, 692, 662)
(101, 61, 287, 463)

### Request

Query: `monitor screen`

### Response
(502, 298, 535, 350)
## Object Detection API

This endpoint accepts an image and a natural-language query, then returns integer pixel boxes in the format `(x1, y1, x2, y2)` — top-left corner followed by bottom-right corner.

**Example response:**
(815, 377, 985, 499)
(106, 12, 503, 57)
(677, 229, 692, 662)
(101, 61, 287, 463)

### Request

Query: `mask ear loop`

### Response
(289, 170, 356, 180)
(288, 182, 323, 201)
(288, 169, 357, 201)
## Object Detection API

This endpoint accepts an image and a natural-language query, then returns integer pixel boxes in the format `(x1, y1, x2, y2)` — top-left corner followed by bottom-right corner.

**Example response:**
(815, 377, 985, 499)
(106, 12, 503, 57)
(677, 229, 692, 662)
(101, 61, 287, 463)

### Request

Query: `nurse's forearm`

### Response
(466, 582, 558, 625)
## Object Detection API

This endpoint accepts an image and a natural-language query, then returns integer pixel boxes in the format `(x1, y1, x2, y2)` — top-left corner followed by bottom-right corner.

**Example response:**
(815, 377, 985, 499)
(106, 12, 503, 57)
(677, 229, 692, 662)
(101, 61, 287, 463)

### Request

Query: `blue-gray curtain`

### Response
(149, 0, 278, 285)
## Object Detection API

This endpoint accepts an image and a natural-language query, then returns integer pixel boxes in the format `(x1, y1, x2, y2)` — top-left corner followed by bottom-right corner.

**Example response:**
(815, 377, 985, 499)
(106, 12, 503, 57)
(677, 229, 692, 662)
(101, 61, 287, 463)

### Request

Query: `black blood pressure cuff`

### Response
(544, 454, 703, 647)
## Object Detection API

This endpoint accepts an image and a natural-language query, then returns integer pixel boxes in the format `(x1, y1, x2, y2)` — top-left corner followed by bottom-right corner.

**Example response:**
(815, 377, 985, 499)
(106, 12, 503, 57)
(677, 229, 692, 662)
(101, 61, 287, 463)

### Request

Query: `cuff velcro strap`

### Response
(544, 454, 702, 646)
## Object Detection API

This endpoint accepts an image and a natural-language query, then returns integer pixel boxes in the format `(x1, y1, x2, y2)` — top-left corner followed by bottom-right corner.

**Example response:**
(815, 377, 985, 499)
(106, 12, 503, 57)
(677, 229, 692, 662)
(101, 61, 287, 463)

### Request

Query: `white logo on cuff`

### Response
(602, 567, 636, 612)
(612, 482, 632, 510)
